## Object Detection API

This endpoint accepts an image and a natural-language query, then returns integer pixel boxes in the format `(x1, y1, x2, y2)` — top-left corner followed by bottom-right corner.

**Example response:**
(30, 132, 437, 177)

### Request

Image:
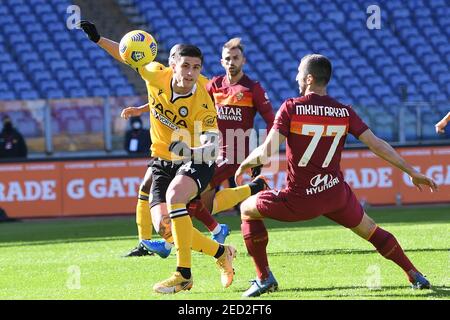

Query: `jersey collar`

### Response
(170, 79, 197, 103)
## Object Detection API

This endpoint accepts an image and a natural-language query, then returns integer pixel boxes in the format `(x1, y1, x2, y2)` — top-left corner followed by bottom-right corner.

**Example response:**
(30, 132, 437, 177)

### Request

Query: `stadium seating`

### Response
(0, 0, 133, 102)
(124, 0, 448, 141)
(0, 0, 448, 143)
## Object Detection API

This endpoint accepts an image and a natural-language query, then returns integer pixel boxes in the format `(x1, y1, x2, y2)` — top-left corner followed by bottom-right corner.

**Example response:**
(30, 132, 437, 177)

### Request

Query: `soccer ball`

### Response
(119, 30, 157, 68)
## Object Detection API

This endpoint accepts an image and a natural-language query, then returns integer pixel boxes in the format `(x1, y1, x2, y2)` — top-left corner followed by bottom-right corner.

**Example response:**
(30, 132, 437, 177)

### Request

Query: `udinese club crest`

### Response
(179, 106, 188, 117)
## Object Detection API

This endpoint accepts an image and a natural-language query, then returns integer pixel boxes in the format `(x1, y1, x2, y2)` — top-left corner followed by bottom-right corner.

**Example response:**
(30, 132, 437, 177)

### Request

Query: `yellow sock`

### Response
(191, 228, 220, 256)
(212, 185, 251, 214)
(136, 191, 152, 240)
(169, 203, 192, 268)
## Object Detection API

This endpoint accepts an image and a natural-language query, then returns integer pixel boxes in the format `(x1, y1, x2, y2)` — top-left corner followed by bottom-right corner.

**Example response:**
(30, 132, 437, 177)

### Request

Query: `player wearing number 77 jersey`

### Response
(235, 54, 439, 297)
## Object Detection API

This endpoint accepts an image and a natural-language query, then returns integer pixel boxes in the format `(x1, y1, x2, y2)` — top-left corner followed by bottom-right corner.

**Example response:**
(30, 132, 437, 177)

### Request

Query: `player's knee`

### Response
(240, 198, 253, 220)
(166, 188, 184, 206)
(166, 183, 194, 206)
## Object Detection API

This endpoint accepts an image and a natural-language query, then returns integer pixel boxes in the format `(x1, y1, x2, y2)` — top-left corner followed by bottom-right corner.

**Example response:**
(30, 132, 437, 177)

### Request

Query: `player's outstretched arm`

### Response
(435, 111, 450, 134)
(121, 104, 150, 120)
(78, 20, 123, 64)
(235, 129, 286, 185)
(358, 129, 438, 192)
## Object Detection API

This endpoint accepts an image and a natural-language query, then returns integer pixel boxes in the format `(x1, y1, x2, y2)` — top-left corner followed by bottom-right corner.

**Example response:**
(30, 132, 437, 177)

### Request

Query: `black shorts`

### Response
(149, 159, 215, 208)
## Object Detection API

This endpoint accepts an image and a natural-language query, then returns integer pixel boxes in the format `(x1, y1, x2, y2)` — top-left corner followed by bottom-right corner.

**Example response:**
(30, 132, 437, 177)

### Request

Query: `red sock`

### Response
(187, 200, 218, 232)
(368, 226, 418, 280)
(241, 219, 270, 280)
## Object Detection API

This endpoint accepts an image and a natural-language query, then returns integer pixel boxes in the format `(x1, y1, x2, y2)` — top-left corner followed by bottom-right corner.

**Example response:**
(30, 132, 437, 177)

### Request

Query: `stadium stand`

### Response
(0, 0, 448, 144)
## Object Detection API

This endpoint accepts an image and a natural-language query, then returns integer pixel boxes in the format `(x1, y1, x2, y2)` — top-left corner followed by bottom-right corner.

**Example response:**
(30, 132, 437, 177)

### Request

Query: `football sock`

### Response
(212, 185, 251, 214)
(191, 227, 220, 256)
(188, 200, 218, 232)
(136, 191, 152, 240)
(169, 203, 192, 269)
(214, 244, 225, 259)
(368, 226, 418, 280)
(241, 219, 270, 280)
(176, 267, 191, 279)
(248, 177, 267, 195)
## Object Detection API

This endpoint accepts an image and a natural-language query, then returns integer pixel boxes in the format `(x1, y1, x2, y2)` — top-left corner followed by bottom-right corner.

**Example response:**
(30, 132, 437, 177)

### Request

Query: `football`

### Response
(119, 30, 157, 68)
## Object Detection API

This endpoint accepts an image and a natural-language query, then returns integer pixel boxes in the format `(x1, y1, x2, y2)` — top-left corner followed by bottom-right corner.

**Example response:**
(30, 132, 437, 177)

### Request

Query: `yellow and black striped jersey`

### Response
(137, 62, 217, 161)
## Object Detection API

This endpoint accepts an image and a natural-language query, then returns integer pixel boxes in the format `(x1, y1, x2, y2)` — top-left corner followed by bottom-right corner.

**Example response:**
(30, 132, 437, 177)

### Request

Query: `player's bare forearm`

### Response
(359, 130, 417, 176)
(435, 111, 450, 133)
(121, 104, 150, 119)
(133, 103, 150, 114)
(97, 37, 123, 63)
(240, 145, 266, 172)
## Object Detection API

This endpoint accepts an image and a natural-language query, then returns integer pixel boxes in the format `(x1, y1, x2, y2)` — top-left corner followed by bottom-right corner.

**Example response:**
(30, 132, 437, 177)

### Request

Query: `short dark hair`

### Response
(301, 54, 332, 86)
(176, 44, 203, 64)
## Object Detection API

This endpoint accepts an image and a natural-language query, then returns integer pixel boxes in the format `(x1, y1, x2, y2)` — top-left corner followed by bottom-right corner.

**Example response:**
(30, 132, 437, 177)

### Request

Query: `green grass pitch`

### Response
(0, 206, 448, 300)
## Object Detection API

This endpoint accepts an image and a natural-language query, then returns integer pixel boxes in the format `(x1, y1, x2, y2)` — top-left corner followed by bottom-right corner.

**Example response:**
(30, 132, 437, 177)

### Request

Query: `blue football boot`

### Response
(212, 224, 231, 244)
(140, 239, 171, 259)
(410, 272, 431, 289)
(122, 242, 154, 257)
(242, 271, 279, 297)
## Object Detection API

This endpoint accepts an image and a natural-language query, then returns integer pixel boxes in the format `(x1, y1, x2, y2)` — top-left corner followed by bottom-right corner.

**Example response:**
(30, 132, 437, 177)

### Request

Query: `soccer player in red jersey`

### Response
(190, 37, 275, 238)
(235, 54, 438, 297)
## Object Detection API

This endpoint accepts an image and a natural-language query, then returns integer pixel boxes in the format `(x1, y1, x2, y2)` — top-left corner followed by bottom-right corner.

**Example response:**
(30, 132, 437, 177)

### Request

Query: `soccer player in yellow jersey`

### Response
(120, 45, 231, 258)
(120, 45, 268, 258)
(79, 21, 236, 293)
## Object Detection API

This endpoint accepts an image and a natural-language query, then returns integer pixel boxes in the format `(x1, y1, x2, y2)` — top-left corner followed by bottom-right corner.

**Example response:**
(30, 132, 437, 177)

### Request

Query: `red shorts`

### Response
(256, 182, 364, 228)
(209, 162, 241, 189)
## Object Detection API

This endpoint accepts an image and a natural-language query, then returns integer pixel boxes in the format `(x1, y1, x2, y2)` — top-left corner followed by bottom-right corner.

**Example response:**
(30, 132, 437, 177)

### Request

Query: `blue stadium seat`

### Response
(0, 91, 15, 100)
(66, 118, 87, 134)
(70, 88, 88, 98)
(116, 86, 135, 96)
(46, 89, 65, 99)
(20, 91, 39, 100)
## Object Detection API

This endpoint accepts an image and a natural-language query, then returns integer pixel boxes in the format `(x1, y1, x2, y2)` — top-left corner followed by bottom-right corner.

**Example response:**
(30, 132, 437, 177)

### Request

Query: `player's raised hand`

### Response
(78, 20, 100, 43)
(435, 120, 447, 134)
(410, 172, 438, 193)
(121, 107, 141, 120)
